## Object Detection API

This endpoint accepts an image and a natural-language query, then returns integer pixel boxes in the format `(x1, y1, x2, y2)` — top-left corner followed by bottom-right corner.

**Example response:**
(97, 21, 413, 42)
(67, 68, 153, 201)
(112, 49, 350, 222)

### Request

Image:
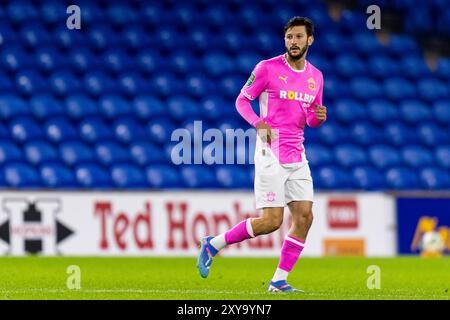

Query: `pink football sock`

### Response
(278, 235, 305, 272)
(224, 218, 255, 245)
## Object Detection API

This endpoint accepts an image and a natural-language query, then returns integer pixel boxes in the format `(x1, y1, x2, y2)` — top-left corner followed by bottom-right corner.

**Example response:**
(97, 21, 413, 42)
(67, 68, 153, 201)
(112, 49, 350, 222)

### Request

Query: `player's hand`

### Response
(316, 105, 327, 122)
(256, 122, 277, 144)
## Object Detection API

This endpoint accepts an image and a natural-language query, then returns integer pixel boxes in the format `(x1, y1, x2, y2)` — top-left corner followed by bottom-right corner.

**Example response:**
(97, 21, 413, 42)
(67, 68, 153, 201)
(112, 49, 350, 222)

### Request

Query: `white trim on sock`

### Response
(272, 268, 289, 282)
(209, 233, 227, 251)
(246, 218, 255, 238)
(285, 235, 305, 247)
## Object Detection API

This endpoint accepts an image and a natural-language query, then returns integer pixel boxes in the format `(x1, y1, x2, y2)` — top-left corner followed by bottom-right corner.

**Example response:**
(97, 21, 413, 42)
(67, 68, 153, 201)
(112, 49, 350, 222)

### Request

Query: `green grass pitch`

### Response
(0, 257, 448, 300)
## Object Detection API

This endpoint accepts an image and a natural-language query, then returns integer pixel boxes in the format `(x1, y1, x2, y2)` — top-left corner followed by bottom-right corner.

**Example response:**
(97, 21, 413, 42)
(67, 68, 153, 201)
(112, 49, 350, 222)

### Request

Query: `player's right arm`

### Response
(235, 61, 274, 143)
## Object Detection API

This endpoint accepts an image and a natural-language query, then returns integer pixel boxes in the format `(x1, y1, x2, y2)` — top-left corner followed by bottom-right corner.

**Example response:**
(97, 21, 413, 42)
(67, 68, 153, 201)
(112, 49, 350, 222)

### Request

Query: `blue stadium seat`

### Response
(386, 167, 420, 190)
(215, 165, 252, 189)
(323, 76, 349, 100)
(222, 30, 245, 54)
(185, 74, 214, 99)
(146, 165, 182, 188)
(435, 146, 450, 169)
(420, 167, 450, 190)
(69, 48, 100, 74)
(352, 166, 385, 190)
(180, 165, 218, 188)
(352, 32, 383, 57)
(235, 52, 262, 76)
(350, 77, 381, 100)
(334, 99, 365, 123)
(402, 145, 434, 168)
(118, 72, 147, 97)
(121, 26, 153, 51)
(383, 78, 416, 102)
(217, 118, 243, 135)
(386, 35, 420, 58)
(368, 55, 399, 79)
(107, 3, 136, 28)
(99, 95, 131, 119)
(35, 47, 64, 73)
(133, 95, 165, 120)
(167, 96, 200, 121)
(384, 122, 418, 146)
(351, 122, 384, 146)
(79, 118, 113, 144)
(417, 78, 449, 102)
(201, 96, 234, 121)
(40, 1, 66, 26)
(40, 163, 78, 188)
(29, 94, 64, 120)
(111, 164, 147, 189)
(15, 70, 47, 96)
(203, 53, 234, 78)
(433, 100, 450, 125)
(10, 117, 44, 143)
(95, 142, 131, 166)
(171, 52, 200, 75)
(59, 141, 95, 166)
(334, 144, 368, 168)
(75, 164, 112, 189)
(318, 166, 353, 190)
(400, 100, 431, 124)
(367, 99, 399, 124)
(418, 123, 449, 147)
(44, 117, 78, 144)
(147, 118, 177, 145)
(20, 22, 51, 49)
(53, 27, 83, 50)
(102, 49, 135, 75)
(0, 46, 30, 72)
(84, 71, 117, 97)
(0, 124, 8, 139)
(322, 32, 352, 57)
(0, 22, 16, 45)
(130, 142, 165, 166)
(219, 75, 243, 99)
(173, 4, 200, 28)
(335, 54, 366, 78)
(150, 73, 179, 98)
(436, 58, 450, 80)
(400, 55, 431, 79)
(113, 118, 145, 144)
(0, 141, 23, 164)
(0, 72, 13, 93)
(65, 94, 98, 120)
(7, 1, 38, 24)
(304, 144, 332, 166)
(50, 71, 82, 97)
(88, 23, 118, 51)
(368, 145, 401, 169)
(0, 95, 28, 119)
(75, 2, 104, 26)
(3, 163, 41, 188)
(318, 122, 349, 145)
(136, 50, 163, 75)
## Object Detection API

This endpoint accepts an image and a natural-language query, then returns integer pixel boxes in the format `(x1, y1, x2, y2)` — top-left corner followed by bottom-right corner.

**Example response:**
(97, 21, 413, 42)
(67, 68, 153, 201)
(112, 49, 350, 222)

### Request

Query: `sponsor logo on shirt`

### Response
(279, 90, 315, 103)
(246, 72, 256, 86)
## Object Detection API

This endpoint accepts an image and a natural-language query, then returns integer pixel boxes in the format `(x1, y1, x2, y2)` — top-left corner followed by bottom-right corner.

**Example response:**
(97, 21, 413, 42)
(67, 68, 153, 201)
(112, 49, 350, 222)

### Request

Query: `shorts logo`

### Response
(266, 192, 276, 202)
(246, 72, 256, 87)
(307, 78, 316, 91)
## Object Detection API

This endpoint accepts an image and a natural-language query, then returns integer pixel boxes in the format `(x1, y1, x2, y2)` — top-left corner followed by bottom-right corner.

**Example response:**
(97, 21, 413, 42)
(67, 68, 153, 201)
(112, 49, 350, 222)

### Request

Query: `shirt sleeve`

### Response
(235, 93, 263, 127)
(240, 61, 269, 101)
(306, 74, 325, 128)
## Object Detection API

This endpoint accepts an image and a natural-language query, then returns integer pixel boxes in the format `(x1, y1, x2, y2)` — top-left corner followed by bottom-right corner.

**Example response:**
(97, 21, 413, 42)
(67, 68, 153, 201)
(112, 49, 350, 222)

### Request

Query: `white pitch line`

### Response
(0, 288, 448, 299)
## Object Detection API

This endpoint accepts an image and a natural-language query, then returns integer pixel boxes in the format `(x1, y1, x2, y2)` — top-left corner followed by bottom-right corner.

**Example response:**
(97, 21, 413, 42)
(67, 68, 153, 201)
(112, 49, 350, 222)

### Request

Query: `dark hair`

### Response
(284, 16, 314, 37)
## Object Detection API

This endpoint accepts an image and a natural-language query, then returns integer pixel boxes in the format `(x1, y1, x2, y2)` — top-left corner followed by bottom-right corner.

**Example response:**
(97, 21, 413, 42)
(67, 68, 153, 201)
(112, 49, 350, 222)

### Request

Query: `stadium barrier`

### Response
(0, 191, 396, 257)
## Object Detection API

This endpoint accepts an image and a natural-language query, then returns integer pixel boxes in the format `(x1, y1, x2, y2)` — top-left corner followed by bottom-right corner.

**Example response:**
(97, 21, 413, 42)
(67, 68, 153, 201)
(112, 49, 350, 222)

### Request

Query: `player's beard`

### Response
(287, 44, 308, 61)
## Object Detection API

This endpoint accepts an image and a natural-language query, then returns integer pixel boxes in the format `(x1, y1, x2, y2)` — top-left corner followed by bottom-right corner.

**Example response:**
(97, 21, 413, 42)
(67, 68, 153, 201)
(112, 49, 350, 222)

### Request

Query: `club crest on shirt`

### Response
(246, 72, 256, 86)
(307, 77, 316, 91)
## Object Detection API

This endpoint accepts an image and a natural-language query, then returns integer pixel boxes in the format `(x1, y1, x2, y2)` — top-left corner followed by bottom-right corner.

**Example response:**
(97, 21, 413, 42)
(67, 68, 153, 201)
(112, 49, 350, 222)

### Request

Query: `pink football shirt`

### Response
(236, 54, 324, 164)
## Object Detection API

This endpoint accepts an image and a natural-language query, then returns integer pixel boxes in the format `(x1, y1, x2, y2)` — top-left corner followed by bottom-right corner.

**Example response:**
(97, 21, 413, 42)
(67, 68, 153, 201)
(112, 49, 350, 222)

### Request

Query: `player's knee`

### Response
(263, 215, 283, 233)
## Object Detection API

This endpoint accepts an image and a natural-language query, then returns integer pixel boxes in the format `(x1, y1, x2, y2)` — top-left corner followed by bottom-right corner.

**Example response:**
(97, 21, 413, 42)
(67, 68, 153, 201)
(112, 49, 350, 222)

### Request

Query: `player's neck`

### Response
(285, 53, 306, 71)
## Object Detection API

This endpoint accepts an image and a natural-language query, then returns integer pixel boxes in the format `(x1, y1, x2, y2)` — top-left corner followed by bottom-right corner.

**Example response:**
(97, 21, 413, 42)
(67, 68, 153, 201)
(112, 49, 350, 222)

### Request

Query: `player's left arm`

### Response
(306, 74, 327, 128)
